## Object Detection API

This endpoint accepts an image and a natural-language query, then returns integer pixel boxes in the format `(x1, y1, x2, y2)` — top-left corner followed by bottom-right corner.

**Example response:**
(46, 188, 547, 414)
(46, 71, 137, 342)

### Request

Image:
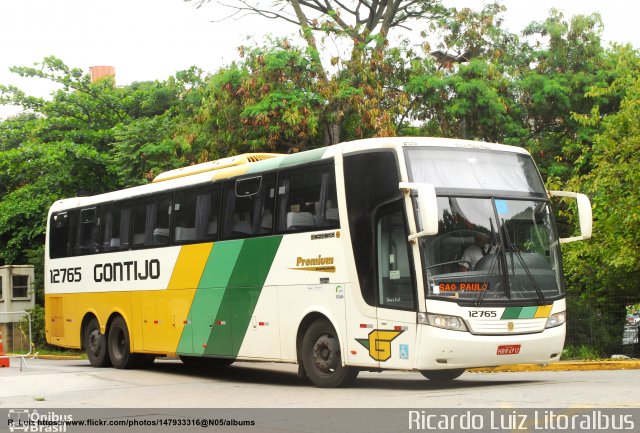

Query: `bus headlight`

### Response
(420, 313, 468, 332)
(546, 311, 566, 328)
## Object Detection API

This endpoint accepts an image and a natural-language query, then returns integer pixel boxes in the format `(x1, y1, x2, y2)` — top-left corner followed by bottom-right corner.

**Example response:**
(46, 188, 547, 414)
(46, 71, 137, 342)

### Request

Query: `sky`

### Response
(1, 0, 639, 119)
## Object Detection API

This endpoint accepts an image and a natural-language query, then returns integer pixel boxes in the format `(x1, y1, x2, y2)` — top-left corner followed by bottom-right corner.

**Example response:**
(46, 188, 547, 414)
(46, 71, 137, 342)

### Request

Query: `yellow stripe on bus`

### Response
(167, 243, 214, 290)
(534, 305, 553, 318)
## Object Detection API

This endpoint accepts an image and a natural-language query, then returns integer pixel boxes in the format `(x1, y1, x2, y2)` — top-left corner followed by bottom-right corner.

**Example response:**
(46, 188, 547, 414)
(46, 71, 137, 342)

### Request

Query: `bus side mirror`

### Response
(399, 182, 439, 240)
(549, 190, 593, 243)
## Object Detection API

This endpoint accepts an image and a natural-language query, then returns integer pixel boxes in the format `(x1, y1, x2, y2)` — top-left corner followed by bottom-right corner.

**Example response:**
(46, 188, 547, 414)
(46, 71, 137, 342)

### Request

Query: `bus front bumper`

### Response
(413, 323, 565, 370)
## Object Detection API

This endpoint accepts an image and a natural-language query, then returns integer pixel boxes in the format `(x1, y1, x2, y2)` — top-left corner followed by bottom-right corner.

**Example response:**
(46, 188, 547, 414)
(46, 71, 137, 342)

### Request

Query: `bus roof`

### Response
(48, 137, 530, 213)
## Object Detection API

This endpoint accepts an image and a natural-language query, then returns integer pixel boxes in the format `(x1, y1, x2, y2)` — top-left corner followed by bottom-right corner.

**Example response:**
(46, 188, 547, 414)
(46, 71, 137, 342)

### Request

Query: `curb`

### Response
(16, 356, 640, 370)
(469, 360, 640, 373)
(30, 354, 83, 360)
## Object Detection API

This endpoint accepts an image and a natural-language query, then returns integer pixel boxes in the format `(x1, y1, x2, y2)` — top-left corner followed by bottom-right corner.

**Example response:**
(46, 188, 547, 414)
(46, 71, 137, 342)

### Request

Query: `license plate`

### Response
(497, 344, 521, 355)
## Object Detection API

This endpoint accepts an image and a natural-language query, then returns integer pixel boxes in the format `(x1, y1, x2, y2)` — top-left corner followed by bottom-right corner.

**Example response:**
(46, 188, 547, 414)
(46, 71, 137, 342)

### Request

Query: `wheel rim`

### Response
(312, 333, 339, 373)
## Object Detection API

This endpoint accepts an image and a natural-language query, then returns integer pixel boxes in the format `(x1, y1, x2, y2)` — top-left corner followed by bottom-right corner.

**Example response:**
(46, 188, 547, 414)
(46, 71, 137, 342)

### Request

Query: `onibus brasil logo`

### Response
(8, 409, 72, 432)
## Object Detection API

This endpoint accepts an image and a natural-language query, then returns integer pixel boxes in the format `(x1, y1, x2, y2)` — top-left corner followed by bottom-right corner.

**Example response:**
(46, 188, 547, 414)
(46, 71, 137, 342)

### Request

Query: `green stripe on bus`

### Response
(278, 147, 327, 168)
(246, 157, 285, 173)
(204, 235, 283, 357)
(501, 307, 522, 320)
(176, 240, 244, 355)
(518, 306, 538, 319)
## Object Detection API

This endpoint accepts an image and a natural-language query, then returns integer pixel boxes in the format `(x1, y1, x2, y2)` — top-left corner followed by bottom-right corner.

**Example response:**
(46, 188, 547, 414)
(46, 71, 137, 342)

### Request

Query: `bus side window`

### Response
(131, 194, 172, 248)
(221, 174, 275, 239)
(276, 163, 339, 233)
(50, 211, 73, 258)
(101, 203, 131, 251)
(73, 207, 100, 255)
(173, 185, 221, 243)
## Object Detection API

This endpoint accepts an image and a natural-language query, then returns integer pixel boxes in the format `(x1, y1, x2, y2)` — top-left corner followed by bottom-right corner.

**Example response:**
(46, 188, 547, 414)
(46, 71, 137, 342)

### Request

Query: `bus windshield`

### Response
(421, 197, 563, 303)
(405, 147, 546, 196)
(405, 147, 562, 304)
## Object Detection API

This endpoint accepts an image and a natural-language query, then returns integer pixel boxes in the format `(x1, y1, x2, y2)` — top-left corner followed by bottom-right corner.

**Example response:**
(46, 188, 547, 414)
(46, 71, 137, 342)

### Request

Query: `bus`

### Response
(44, 137, 592, 387)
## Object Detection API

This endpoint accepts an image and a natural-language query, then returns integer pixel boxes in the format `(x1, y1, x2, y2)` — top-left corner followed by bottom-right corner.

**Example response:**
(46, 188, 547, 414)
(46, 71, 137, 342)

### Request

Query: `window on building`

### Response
(12, 275, 29, 299)
(0, 276, 3, 300)
(276, 163, 339, 233)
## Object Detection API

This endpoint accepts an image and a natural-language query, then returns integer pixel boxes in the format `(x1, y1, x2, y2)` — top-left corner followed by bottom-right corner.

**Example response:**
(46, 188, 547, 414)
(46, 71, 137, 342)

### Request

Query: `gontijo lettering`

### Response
(94, 259, 160, 282)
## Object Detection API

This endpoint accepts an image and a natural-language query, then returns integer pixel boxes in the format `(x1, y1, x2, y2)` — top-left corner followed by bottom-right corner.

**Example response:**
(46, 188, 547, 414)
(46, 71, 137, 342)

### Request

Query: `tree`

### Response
(516, 10, 615, 181)
(0, 57, 207, 266)
(187, 0, 450, 143)
(562, 44, 640, 354)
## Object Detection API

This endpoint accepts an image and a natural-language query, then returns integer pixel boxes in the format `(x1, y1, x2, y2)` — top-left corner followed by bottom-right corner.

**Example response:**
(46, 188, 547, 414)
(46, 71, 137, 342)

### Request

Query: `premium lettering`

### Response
(296, 255, 334, 267)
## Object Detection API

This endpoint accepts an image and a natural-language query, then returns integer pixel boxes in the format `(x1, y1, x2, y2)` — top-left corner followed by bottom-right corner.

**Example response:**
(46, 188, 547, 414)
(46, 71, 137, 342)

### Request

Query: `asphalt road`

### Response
(1, 358, 638, 409)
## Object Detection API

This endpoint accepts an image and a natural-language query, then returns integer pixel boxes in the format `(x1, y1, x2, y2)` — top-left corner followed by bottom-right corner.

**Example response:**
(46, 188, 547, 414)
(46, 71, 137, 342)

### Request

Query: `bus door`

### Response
(374, 200, 417, 369)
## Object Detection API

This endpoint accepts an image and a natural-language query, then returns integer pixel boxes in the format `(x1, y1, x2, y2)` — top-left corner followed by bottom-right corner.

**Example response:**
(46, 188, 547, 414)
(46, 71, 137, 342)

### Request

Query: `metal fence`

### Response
(0, 311, 33, 356)
(565, 289, 640, 358)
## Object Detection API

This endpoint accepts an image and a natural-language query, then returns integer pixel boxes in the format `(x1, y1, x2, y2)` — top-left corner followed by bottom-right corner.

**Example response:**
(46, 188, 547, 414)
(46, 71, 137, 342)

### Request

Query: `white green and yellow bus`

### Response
(45, 137, 592, 387)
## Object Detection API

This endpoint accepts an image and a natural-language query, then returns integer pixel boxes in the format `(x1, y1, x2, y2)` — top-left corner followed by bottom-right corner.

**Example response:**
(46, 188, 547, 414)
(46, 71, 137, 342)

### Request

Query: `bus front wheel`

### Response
(420, 369, 465, 382)
(301, 319, 358, 388)
(84, 317, 111, 367)
(107, 316, 138, 369)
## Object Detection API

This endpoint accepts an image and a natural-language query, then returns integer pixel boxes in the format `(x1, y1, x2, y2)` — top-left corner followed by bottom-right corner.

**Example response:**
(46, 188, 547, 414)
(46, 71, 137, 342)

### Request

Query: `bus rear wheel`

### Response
(107, 316, 138, 369)
(85, 317, 111, 367)
(302, 319, 358, 388)
(420, 369, 465, 382)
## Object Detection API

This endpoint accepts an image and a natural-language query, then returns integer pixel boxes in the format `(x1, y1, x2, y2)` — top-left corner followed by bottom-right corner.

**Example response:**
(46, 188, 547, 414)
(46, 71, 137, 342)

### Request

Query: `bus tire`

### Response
(84, 317, 111, 367)
(302, 319, 358, 388)
(107, 316, 138, 369)
(419, 369, 465, 382)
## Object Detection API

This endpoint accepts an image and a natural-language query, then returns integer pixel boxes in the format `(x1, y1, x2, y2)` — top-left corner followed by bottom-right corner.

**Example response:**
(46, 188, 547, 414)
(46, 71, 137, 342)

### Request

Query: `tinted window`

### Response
(276, 163, 339, 233)
(376, 202, 415, 309)
(344, 151, 402, 306)
(101, 202, 131, 251)
(131, 194, 172, 248)
(50, 211, 73, 258)
(173, 185, 221, 243)
(73, 207, 100, 255)
(221, 174, 276, 239)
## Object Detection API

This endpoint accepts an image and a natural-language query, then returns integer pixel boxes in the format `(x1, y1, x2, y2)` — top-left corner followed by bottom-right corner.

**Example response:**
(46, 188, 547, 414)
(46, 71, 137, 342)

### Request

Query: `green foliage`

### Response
(195, 41, 325, 153)
(561, 344, 602, 360)
(0, 6, 638, 362)
(19, 305, 47, 350)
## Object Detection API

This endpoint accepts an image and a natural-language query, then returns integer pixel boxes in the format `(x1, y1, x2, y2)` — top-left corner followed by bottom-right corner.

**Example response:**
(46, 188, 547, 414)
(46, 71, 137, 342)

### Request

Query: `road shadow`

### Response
(144, 360, 544, 390)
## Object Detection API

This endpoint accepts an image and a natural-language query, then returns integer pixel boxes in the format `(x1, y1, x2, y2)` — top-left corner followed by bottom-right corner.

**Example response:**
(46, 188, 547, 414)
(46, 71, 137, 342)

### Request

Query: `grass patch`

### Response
(561, 345, 602, 360)
(34, 347, 86, 358)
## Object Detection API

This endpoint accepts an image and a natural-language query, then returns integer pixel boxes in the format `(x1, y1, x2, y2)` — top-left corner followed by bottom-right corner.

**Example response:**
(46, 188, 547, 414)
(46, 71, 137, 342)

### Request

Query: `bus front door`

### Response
(374, 201, 417, 370)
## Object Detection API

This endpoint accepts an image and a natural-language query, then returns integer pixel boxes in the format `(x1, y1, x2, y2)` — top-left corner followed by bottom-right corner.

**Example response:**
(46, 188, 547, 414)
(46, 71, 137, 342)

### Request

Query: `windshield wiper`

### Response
(502, 219, 546, 305)
(475, 218, 508, 307)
